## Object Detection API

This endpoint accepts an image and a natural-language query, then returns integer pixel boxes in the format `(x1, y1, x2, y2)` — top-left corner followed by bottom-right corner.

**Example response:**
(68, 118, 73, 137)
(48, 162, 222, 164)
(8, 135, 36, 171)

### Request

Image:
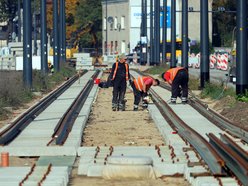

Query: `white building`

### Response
(102, 0, 212, 55)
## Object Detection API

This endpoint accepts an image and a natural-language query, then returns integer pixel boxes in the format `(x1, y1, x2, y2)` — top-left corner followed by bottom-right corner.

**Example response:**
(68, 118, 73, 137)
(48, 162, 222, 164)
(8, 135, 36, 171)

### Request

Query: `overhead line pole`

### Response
(182, 0, 188, 68)
(162, 0, 167, 64)
(200, 0, 209, 88)
(23, 0, 32, 88)
(53, 0, 60, 71)
(40, 0, 48, 73)
(236, 0, 248, 95)
(150, 0, 154, 65)
(170, 0, 176, 68)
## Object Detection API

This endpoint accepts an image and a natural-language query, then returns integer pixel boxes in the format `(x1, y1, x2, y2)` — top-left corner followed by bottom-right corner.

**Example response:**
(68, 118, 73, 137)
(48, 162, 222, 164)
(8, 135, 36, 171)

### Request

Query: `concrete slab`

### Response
(37, 156, 76, 167)
(0, 146, 77, 156)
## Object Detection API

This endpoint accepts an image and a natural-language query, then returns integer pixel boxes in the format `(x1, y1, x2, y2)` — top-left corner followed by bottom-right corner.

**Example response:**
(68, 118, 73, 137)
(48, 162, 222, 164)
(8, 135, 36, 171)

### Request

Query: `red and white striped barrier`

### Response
(220, 54, 228, 71)
(209, 54, 216, 69)
(216, 54, 222, 70)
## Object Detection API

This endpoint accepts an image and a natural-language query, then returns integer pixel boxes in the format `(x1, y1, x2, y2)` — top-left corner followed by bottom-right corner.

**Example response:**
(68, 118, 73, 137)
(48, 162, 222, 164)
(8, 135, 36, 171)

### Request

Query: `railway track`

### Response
(48, 70, 100, 145)
(0, 71, 87, 145)
(132, 70, 248, 185)
(0, 70, 100, 147)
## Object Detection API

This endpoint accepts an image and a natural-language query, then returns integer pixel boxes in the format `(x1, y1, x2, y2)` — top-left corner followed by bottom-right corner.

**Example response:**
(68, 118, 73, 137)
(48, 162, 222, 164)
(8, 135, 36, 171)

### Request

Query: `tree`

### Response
(212, 0, 236, 47)
(75, 0, 102, 49)
(0, 0, 18, 22)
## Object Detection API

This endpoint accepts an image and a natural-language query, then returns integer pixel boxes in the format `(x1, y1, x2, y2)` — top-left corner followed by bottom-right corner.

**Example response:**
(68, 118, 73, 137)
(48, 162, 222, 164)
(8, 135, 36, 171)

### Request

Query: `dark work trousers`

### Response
(171, 70, 189, 100)
(112, 78, 127, 107)
(130, 81, 142, 106)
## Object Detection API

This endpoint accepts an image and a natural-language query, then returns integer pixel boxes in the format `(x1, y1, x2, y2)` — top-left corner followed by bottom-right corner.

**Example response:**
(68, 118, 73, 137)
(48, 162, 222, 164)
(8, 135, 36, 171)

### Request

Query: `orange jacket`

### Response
(111, 62, 129, 81)
(133, 76, 153, 92)
(164, 67, 185, 83)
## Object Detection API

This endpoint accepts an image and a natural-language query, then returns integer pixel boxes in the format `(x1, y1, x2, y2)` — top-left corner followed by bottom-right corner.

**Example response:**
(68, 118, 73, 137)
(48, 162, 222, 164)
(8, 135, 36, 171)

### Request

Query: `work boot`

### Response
(181, 97, 188, 104)
(112, 103, 117, 111)
(170, 98, 177, 104)
(118, 104, 125, 111)
(133, 105, 138, 111)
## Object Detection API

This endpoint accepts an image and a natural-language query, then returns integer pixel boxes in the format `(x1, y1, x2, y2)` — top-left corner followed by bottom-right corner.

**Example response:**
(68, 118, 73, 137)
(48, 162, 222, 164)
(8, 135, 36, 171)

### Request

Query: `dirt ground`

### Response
(0, 97, 41, 129)
(70, 74, 189, 186)
(214, 96, 248, 130)
(82, 85, 165, 147)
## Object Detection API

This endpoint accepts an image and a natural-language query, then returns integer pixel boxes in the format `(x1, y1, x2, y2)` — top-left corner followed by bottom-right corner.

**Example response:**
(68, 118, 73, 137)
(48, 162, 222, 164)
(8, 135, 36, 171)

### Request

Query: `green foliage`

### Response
(190, 42, 200, 54)
(212, 0, 236, 47)
(0, 65, 76, 119)
(190, 41, 214, 54)
(76, 0, 102, 48)
(144, 64, 169, 75)
(188, 76, 199, 91)
(200, 82, 235, 100)
(237, 91, 248, 103)
(0, 0, 18, 22)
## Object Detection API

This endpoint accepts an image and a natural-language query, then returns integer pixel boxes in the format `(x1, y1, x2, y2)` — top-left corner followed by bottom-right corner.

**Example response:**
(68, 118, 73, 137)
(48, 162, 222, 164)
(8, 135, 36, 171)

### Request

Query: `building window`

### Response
(103, 17, 106, 30)
(114, 17, 118, 30)
(110, 23, 113, 30)
(121, 40, 126, 53)
(104, 41, 107, 54)
(121, 16, 125, 29)
(111, 41, 113, 54)
(115, 41, 118, 52)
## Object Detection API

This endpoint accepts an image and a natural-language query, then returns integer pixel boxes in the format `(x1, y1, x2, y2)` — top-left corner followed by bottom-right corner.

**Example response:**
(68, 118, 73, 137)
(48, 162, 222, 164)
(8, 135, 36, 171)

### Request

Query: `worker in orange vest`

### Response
(161, 67, 189, 104)
(109, 53, 130, 111)
(130, 76, 160, 111)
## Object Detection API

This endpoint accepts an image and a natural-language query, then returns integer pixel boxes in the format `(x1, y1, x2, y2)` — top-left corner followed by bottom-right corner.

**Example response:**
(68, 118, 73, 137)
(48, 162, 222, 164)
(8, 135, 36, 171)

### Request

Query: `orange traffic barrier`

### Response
(1, 152, 9, 167)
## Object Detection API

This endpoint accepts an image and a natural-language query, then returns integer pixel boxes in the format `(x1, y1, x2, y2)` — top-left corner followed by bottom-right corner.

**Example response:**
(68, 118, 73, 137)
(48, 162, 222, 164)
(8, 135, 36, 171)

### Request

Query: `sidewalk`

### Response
(189, 68, 235, 89)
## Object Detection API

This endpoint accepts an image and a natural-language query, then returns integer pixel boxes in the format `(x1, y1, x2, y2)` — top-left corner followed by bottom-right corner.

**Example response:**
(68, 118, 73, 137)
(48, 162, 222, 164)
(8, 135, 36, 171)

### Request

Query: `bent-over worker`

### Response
(130, 76, 160, 111)
(161, 67, 189, 104)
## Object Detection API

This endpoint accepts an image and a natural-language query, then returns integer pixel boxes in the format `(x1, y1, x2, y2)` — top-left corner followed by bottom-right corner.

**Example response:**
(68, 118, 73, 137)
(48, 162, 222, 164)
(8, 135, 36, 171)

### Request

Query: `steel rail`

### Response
(189, 98, 248, 143)
(158, 80, 248, 143)
(208, 133, 248, 185)
(220, 134, 248, 163)
(0, 71, 87, 145)
(51, 70, 100, 145)
(149, 88, 225, 175)
(134, 69, 248, 142)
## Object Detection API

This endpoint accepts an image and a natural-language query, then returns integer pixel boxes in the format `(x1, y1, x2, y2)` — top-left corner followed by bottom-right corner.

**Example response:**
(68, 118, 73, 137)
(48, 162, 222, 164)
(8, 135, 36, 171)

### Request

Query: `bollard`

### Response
(1, 152, 9, 167)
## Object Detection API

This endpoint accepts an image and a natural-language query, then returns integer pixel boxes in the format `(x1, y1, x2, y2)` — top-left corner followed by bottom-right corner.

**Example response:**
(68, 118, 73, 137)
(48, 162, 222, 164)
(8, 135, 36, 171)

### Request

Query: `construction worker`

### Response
(109, 53, 130, 111)
(161, 67, 189, 104)
(130, 76, 160, 111)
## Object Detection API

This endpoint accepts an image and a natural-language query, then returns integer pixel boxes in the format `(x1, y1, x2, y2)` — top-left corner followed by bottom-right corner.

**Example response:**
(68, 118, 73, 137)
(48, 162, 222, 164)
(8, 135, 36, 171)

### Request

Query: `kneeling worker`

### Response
(130, 76, 160, 111)
(161, 67, 189, 104)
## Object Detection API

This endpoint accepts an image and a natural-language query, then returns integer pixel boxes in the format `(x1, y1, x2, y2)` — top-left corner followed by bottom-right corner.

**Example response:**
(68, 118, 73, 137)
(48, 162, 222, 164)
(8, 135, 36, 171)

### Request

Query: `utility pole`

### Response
(18, 0, 21, 42)
(170, 0, 176, 68)
(23, 0, 32, 88)
(236, 0, 248, 95)
(33, 13, 38, 56)
(144, 0, 147, 65)
(62, 0, 66, 62)
(200, 0, 209, 88)
(140, 0, 144, 65)
(53, 0, 60, 71)
(162, 0, 167, 64)
(182, 0, 188, 68)
(150, 0, 154, 65)
(40, 0, 48, 73)
(60, 0, 65, 63)
(154, 0, 160, 65)
(106, 0, 108, 56)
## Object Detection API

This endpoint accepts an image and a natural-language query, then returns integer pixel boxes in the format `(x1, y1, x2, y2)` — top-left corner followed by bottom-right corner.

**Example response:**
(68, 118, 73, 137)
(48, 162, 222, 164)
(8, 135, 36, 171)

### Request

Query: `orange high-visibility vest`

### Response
(133, 76, 152, 92)
(112, 62, 129, 80)
(166, 67, 185, 81)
